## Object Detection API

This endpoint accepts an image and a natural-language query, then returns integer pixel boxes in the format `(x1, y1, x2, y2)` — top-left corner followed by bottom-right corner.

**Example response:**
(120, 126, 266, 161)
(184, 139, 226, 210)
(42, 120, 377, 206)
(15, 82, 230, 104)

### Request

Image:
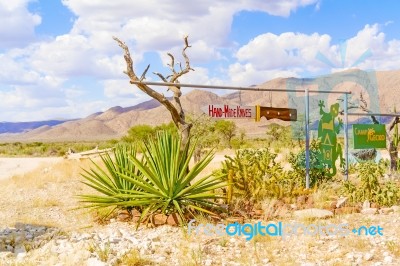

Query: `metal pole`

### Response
(344, 94, 349, 181)
(347, 112, 400, 117)
(130, 80, 351, 94)
(305, 88, 310, 189)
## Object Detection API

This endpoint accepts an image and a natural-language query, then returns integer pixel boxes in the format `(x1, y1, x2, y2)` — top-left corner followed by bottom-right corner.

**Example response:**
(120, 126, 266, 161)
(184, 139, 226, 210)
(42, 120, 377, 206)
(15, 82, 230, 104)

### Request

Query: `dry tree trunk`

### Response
(113, 36, 194, 152)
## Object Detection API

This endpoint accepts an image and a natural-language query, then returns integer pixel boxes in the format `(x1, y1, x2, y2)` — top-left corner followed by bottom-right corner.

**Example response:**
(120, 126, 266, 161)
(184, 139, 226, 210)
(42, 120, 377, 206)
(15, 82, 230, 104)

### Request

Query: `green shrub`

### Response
(288, 139, 332, 188)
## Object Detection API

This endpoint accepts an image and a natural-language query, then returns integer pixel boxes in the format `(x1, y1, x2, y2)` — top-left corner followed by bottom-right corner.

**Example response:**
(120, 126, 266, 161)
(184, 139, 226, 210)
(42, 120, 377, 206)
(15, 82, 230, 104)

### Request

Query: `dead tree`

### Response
(359, 92, 400, 173)
(113, 36, 194, 150)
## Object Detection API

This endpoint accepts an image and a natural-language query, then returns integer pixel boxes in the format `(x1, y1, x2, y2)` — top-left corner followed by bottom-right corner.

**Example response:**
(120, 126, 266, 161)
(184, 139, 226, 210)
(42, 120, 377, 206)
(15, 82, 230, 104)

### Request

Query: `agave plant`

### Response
(116, 131, 227, 224)
(78, 144, 143, 215)
(79, 131, 226, 224)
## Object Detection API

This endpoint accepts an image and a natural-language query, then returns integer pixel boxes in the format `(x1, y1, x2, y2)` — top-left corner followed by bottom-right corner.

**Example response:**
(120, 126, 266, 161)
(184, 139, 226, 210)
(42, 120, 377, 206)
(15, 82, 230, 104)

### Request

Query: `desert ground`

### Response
(0, 154, 399, 266)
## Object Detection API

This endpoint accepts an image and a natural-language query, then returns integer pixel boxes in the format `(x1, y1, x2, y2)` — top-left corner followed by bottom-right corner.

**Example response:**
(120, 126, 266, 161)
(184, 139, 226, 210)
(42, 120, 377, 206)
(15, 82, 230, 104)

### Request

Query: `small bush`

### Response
(287, 139, 332, 188)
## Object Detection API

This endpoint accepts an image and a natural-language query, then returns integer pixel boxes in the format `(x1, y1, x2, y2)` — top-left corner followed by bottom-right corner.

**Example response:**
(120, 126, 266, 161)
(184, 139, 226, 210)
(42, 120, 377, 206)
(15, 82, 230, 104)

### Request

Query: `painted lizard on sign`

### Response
(318, 100, 344, 176)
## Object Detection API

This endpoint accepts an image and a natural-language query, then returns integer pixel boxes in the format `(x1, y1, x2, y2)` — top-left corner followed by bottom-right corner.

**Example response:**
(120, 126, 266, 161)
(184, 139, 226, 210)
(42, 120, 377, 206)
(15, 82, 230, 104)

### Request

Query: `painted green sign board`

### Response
(353, 124, 386, 149)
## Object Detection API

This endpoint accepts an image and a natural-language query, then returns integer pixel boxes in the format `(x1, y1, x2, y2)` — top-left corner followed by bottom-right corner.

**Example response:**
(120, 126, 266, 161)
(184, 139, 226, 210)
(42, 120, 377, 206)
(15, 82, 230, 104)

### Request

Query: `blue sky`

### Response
(0, 0, 399, 122)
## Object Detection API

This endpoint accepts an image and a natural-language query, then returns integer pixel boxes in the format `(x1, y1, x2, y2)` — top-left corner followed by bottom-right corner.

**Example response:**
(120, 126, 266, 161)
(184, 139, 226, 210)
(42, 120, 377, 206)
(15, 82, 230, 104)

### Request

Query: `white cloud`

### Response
(228, 31, 332, 85)
(235, 32, 332, 70)
(0, 0, 41, 49)
(342, 24, 400, 71)
(179, 67, 225, 86)
(103, 79, 137, 98)
(228, 62, 300, 86)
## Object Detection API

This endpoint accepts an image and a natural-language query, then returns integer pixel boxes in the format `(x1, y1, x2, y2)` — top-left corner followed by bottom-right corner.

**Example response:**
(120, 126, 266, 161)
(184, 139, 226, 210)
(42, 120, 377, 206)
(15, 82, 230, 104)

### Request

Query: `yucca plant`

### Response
(116, 131, 227, 224)
(78, 144, 143, 216)
(79, 131, 227, 225)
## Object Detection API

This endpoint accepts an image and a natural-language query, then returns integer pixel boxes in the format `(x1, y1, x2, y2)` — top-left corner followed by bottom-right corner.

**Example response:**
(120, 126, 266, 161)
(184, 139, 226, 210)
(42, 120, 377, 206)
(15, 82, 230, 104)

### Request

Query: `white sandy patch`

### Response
(0, 157, 63, 180)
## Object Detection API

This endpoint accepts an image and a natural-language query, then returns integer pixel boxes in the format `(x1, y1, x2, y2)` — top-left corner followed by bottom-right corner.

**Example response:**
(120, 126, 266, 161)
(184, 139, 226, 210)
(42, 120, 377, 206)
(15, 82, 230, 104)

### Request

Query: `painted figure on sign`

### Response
(317, 100, 343, 176)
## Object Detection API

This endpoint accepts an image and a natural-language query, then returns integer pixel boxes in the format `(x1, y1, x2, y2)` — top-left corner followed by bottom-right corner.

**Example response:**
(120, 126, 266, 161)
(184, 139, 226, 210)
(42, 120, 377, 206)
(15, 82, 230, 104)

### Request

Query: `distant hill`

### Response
(0, 120, 73, 134)
(0, 69, 399, 141)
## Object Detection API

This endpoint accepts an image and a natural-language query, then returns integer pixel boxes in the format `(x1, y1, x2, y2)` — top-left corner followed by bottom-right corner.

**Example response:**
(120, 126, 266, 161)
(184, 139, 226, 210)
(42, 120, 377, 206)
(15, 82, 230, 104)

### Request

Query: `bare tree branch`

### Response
(140, 64, 150, 81)
(167, 53, 176, 74)
(153, 72, 168, 82)
(388, 116, 400, 132)
(359, 91, 379, 124)
(113, 36, 182, 125)
(170, 35, 194, 83)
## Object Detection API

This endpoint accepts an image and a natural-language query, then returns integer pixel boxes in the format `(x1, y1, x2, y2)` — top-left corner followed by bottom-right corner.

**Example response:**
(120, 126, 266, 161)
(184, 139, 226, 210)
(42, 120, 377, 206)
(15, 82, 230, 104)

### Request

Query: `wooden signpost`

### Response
(201, 104, 297, 121)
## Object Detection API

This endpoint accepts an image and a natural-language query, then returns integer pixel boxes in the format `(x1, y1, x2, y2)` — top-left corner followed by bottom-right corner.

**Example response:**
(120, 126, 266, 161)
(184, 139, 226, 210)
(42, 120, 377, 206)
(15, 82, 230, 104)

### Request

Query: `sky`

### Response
(1, 0, 400, 122)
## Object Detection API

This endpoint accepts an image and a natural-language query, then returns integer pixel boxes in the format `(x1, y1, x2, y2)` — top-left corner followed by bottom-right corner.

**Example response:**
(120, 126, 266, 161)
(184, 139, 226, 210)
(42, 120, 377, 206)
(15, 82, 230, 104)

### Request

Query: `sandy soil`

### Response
(0, 157, 63, 181)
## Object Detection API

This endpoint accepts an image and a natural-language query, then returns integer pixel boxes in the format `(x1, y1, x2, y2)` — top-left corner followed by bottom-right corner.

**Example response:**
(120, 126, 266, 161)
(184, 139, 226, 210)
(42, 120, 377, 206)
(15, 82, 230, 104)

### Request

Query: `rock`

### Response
(297, 195, 307, 205)
(86, 258, 107, 266)
(14, 245, 26, 254)
(391, 205, 400, 213)
(204, 259, 213, 266)
(117, 210, 131, 222)
(131, 209, 142, 223)
(166, 213, 180, 226)
(363, 200, 370, 209)
(152, 214, 168, 226)
(383, 256, 393, 263)
(131, 208, 141, 217)
(0, 252, 13, 259)
(335, 206, 360, 215)
(16, 252, 27, 260)
(328, 244, 339, 252)
(336, 197, 348, 208)
(109, 237, 121, 244)
(371, 203, 379, 209)
(293, 208, 333, 220)
(306, 195, 314, 207)
(379, 208, 393, 214)
(364, 253, 374, 261)
(5, 245, 13, 252)
(14, 223, 25, 230)
(345, 252, 355, 261)
(274, 205, 291, 218)
(361, 208, 377, 215)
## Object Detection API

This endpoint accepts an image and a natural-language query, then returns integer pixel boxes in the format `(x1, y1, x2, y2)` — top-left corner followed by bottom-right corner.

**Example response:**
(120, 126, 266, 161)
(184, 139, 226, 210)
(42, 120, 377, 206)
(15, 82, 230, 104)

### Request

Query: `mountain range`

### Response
(1, 69, 399, 142)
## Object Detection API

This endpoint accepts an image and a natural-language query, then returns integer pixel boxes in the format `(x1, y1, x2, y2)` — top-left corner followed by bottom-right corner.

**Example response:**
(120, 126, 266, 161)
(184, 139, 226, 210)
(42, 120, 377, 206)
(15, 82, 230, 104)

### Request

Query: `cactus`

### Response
(218, 148, 285, 201)
(227, 169, 233, 204)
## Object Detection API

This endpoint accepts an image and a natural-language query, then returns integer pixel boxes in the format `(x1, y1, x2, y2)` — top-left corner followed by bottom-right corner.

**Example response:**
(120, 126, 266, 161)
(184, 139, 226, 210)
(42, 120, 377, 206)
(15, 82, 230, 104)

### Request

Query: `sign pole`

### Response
(305, 87, 310, 189)
(344, 93, 349, 181)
